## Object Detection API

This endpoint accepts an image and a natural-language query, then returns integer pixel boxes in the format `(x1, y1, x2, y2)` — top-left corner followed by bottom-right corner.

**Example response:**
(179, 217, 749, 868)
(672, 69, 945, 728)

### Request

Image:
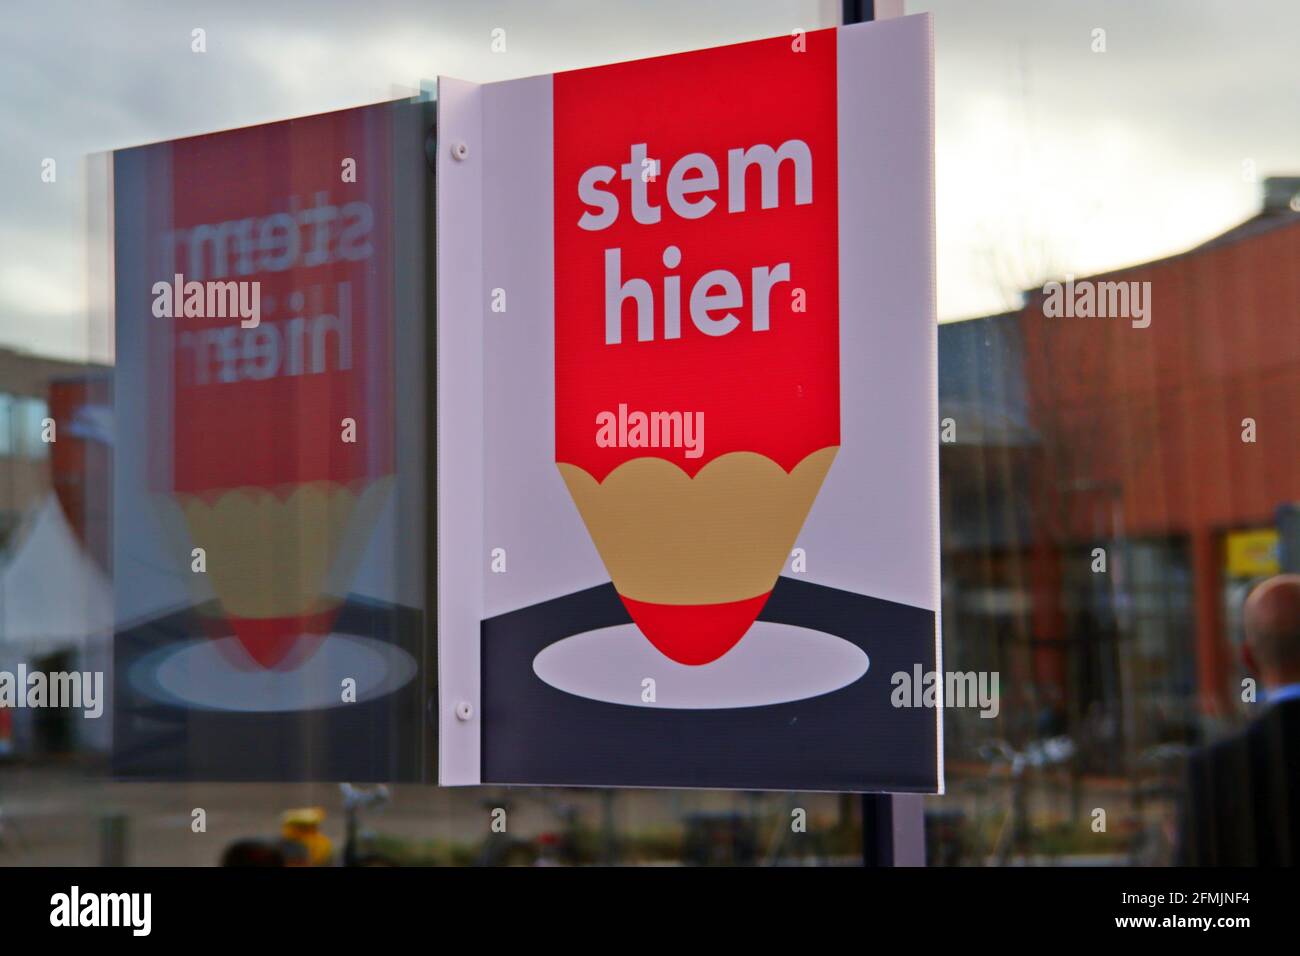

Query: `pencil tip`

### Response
(619, 592, 771, 665)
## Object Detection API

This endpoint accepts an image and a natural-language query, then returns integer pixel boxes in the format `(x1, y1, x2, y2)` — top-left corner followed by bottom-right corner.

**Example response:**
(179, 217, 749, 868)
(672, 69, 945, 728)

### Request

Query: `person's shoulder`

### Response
(1202, 730, 1248, 767)
(1187, 701, 1300, 770)
(1188, 722, 1251, 773)
(1243, 697, 1300, 740)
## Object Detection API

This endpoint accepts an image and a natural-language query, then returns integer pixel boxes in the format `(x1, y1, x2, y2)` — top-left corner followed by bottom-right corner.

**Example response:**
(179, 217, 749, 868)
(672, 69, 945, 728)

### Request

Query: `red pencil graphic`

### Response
(553, 33, 841, 665)
(149, 106, 394, 669)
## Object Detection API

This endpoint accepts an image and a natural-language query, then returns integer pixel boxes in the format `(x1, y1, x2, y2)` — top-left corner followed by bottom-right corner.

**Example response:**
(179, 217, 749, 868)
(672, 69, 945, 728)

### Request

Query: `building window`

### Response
(0, 393, 13, 456)
(12, 396, 50, 459)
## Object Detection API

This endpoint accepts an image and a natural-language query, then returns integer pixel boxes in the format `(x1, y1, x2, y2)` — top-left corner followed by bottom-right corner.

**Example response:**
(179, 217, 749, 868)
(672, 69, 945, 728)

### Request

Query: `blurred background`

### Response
(1, 0, 1298, 865)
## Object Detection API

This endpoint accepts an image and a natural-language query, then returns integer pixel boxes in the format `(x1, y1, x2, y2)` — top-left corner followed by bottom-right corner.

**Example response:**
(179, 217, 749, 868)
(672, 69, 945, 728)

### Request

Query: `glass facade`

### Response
(2, 0, 1298, 869)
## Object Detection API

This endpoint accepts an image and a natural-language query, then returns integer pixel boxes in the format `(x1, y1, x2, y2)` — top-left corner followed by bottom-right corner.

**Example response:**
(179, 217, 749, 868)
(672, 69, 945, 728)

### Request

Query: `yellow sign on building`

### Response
(1226, 528, 1280, 578)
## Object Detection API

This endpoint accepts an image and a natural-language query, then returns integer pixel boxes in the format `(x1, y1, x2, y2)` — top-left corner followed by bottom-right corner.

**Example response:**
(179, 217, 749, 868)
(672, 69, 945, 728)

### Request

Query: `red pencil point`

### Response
(619, 592, 771, 665)
(225, 608, 339, 670)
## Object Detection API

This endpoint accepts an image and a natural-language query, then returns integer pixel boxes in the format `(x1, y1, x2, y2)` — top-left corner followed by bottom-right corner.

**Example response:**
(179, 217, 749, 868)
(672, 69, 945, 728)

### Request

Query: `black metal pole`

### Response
(860, 792, 895, 867)
(843, 0, 876, 24)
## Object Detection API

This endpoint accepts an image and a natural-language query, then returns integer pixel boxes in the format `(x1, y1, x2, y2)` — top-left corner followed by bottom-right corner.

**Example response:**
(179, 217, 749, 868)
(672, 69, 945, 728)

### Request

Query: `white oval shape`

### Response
(533, 621, 868, 710)
(134, 633, 417, 712)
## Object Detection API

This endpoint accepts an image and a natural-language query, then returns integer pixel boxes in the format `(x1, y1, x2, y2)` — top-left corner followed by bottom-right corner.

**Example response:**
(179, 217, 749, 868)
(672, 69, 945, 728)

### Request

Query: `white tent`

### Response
(0, 493, 113, 655)
(0, 494, 113, 752)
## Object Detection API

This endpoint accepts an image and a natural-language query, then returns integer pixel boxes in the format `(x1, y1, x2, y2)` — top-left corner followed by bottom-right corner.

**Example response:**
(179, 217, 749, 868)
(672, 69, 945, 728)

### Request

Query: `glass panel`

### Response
(2, 0, 1295, 872)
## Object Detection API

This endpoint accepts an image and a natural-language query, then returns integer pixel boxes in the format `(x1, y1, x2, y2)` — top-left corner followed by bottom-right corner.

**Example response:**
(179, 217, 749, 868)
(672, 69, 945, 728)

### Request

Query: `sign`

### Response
(1225, 528, 1280, 578)
(113, 100, 432, 780)
(438, 15, 939, 790)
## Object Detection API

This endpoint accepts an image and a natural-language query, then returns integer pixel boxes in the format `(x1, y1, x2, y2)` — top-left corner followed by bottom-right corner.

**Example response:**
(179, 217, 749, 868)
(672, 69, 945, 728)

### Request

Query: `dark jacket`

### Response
(1176, 698, 1300, 866)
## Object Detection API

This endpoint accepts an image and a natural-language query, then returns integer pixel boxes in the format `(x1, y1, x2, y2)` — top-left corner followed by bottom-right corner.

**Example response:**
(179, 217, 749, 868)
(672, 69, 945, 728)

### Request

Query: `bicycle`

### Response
(975, 736, 1077, 865)
(472, 791, 586, 866)
(339, 783, 396, 866)
(1126, 743, 1189, 866)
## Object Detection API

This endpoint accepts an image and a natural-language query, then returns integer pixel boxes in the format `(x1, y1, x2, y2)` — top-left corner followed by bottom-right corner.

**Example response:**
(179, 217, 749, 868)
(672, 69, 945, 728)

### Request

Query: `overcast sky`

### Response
(1, 0, 1297, 362)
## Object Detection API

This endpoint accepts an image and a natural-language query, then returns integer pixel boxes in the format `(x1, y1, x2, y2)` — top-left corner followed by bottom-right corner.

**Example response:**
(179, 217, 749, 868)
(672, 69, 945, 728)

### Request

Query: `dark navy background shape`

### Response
(112, 596, 426, 782)
(482, 576, 939, 791)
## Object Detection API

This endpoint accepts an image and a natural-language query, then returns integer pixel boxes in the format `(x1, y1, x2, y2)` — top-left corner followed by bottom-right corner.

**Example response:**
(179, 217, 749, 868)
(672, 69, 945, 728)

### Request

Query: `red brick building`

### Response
(941, 177, 1300, 765)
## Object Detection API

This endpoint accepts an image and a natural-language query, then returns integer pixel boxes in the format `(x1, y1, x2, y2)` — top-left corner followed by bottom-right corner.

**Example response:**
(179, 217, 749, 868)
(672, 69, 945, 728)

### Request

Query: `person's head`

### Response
(220, 839, 285, 867)
(1242, 574, 1300, 689)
